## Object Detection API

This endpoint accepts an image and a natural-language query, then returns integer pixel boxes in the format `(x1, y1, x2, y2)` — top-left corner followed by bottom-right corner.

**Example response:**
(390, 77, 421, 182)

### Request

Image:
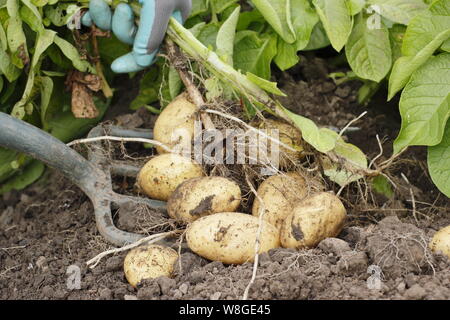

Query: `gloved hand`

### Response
(81, 0, 192, 73)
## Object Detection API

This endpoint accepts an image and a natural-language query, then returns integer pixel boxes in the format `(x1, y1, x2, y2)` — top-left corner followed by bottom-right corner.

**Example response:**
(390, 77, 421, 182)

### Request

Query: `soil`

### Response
(1, 55, 449, 300)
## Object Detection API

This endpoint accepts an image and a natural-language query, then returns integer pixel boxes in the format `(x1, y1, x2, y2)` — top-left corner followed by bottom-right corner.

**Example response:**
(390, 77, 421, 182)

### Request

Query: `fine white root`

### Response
(86, 231, 180, 269)
(67, 136, 173, 153)
(242, 175, 267, 301)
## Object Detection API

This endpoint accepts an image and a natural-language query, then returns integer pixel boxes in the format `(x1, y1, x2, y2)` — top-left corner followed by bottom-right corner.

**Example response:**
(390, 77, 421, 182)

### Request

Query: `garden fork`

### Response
(0, 112, 166, 246)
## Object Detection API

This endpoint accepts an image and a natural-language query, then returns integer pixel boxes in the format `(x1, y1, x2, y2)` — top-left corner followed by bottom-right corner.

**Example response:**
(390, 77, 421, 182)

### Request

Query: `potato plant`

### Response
(0, 0, 449, 198)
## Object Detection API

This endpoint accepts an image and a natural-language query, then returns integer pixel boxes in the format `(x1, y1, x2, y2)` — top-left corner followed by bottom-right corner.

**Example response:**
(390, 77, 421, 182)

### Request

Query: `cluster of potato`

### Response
(123, 94, 349, 287)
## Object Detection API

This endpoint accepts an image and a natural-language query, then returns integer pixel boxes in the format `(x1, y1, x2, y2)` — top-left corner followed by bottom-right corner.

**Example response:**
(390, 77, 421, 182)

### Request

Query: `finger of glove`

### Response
(89, 0, 112, 31)
(112, 3, 137, 45)
(111, 52, 151, 73)
(176, 0, 192, 22)
(81, 11, 93, 27)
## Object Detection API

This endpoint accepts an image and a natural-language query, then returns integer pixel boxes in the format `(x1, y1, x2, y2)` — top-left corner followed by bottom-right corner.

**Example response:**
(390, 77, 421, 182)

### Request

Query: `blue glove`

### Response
(81, 0, 192, 73)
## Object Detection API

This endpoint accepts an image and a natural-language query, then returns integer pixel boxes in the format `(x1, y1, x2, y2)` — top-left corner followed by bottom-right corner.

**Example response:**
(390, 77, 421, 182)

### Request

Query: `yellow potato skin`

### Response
(280, 192, 346, 249)
(429, 225, 450, 258)
(252, 172, 308, 233)
(123, 245, 178, 288)
(138, 154, 205, 201)
(256, 119, 304, 167)
(167, 177, 241, 223)
(186, 212, 280, 264)
(154, 93, 198, 154)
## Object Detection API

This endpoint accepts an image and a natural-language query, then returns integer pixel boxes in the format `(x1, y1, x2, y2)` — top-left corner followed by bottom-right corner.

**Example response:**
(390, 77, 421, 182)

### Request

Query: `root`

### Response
(86, 230, 181, 269)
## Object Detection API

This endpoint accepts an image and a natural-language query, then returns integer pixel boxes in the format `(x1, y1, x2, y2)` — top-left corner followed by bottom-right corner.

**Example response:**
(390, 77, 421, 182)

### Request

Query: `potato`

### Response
(138, 153, 205, 201)
(153, 92, 198, 154)
(429, 225, 450, 258)
(167, 177, 241, 223)
(186, 212, 280, 264)
(252, 172, 308, 233)
(256, 119, 304, 167)
(280, 192, 346, 249)
(123, 244, 178, 288)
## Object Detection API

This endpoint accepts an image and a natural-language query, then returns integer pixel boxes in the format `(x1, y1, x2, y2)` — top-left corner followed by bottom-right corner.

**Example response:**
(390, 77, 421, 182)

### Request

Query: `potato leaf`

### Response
(312, 0, 353, 52)
(368, 0, 428, 25)
(291, 0, 319, 51)
(252, 0, 296, 44)
(394, 53, 450, 154)
(216, 6, 240, 66)
(345, 13, 392, 82)
(428, 121, 450, 197)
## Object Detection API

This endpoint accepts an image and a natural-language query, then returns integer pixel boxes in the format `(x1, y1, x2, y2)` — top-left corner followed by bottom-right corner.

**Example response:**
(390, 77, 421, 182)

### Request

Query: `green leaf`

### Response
(216, 6, 240, 66)
(53, 35, 94, 73)
(0, 160, 45, 194)
(321, 129, 368, 187)
(312, 0, 353, 52)
(39, 75, 53, 125)
(368, 0, 428, 25)
(234, 31, 277, 79)
(246, 72, 286, 96)
(348, 0, 366, 15)
(210, 0, 239, 14)
(389, 24, 406, 63)
(167, 66, 182, 101)
(291, 0, 319, 50)
(371, 175, 394, 198)
(393, 53, 450, 154)
(0, 49, 20, 82)
(11, 29, 55, 119)
(274, 38, 299, 71)
(190, 0, 208, 17)
(402, 11, 450, 57)
(388, 28, 450, 99)
(428, 120, 450, 197)
(20, 0, 43, 32)
(303, 21, 330, 50)
(345, 13, 392, 82)
(282, 106, 336, 153)
(252, 0, 296, 43)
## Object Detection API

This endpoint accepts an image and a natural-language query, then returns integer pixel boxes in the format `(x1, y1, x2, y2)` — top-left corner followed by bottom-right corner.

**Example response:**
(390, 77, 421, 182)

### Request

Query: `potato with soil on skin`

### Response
(153, 92, 198, 154)
(167, 177, 241, 223)
(252, 172, 309, 233)
(280, 192, 346, 249)
(138, 153, 205, 201)
(186, 212, 280, 264)
(429, 225, 450, 258)
(124, 244, 178, 288)
(255, 119, 304, 167)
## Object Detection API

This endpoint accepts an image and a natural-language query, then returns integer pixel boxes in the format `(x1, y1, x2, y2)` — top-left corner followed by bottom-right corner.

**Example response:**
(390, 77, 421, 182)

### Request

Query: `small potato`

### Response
(138, 153, 205, 201)
(429, 225, 450, 258)
(186, 212, 280, 264)
(280, 192, 346, 249)
(256, 119, 304, 167)
(124, 244, 178, 288)
(167, 177, 241, 223)
(252, 172, 308, 233)
(153, 93, 198, 154)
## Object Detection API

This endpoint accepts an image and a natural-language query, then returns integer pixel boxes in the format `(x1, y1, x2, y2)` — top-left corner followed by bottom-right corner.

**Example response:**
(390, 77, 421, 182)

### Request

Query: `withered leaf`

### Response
(71, 82, 99, 119)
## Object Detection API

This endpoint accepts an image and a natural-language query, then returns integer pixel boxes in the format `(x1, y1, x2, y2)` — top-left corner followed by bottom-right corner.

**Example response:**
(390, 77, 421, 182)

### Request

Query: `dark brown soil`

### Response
(1, 55, 449, 300)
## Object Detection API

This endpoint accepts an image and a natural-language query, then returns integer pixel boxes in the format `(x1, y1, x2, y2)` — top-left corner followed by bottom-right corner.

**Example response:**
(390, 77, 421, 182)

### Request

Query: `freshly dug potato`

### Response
(186, 212, 280, 264)
(124, 244, 178, 288)
(138, 153, 205, 201)
(154, 92, 197, 154)
(167, 177, 241, 223)
(429, 225, 450, 258)
(256, 119, 304, 167)
(252, 172, 308, 233)
(280, 192, 346, 249)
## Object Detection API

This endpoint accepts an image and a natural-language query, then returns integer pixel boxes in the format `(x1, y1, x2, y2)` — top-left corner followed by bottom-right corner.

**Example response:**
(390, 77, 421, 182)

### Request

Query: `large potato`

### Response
(138, 153, 205, 201)
(167, 177, 241, 223)
(186, 212, 280, 264)
(280, 192, 346, 249)
(124, 244, 178, 288)
(252, 172, 308, 233)
(154, 93, 197, 154)
(256, 119, 304, 167)
(429, 225, 450, 258)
